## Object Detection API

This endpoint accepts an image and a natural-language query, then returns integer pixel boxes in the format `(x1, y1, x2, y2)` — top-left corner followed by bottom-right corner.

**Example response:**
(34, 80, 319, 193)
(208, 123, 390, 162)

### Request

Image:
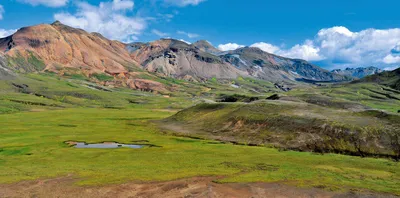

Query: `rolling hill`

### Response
(356, 67, 400, 90)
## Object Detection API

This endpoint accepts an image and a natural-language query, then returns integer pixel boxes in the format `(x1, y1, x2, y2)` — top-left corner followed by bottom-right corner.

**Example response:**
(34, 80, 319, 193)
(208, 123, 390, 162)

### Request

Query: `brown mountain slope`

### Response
(127, 39, 246, 80)
(0, 21, 139, 75)
(192, 40, 222, 55)
(0, 22, 170, 92)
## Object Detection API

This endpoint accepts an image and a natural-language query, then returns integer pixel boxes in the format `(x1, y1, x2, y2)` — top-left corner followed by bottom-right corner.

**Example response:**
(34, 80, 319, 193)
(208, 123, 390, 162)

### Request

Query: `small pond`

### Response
(67, 142, 144, 149)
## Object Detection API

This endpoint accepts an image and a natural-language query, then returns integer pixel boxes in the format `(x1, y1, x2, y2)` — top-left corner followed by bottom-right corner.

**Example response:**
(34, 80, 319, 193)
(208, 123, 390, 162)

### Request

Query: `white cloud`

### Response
(249, 26, 400, 68)
(152, 29, 169, 37)
(314, 26, 400, 67)
(249, 40, 323, 61)
(281, 40, 325, 61)
(111, 0, 134, 10)
(17, 0, 68, 7)
(164, 0, 206, 7)
(177, 30, 199, 38)
(0, 29, 17, 38)
(0, 5, 4, 20)
(54, 0, 146, 42)
(218, 43, 245, 51)
(383, 54, 400, 64)
(250, 42, 280, 54)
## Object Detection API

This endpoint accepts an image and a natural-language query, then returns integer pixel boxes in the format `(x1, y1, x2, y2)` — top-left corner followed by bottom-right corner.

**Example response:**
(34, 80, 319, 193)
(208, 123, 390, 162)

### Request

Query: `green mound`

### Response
(356, 68, 400, 90)
(166, 101, 400, 159)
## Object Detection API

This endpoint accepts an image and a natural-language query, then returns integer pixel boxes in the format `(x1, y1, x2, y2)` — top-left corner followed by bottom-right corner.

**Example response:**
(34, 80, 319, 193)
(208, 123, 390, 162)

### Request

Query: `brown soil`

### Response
(0, 176, 396, 198)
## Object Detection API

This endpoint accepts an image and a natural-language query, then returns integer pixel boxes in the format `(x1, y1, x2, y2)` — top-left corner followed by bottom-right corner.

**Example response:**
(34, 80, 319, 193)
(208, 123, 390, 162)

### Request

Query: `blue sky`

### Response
(0, 0, 400, 70)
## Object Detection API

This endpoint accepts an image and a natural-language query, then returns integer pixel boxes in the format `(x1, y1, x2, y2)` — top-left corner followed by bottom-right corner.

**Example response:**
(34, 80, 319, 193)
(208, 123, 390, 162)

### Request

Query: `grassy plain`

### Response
(0, 74, 400, 195)
(1, 108, 400, 195)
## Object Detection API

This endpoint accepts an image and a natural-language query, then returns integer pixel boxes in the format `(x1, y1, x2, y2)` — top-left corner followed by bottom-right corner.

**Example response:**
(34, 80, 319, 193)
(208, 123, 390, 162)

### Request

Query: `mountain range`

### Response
(0, 21, 355, 91)
(2, 21, 399, 92)
(331, 66, 383, 79)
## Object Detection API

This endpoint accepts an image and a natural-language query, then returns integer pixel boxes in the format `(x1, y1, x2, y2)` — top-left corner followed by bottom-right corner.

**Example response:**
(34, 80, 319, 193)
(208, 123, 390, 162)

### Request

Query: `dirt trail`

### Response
(0, 176, 397, 198)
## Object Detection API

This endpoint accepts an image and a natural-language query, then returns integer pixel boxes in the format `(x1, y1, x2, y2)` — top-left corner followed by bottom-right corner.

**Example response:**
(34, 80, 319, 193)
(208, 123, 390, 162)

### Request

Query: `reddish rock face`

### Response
(0, 22, 171, 92)
(126, 79, 166, 93)
(0, 21, 138, 75)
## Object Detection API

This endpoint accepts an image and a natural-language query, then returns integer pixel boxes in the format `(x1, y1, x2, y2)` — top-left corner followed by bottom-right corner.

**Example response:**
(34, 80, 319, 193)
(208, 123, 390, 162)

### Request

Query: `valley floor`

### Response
(0, 108, 400, 197)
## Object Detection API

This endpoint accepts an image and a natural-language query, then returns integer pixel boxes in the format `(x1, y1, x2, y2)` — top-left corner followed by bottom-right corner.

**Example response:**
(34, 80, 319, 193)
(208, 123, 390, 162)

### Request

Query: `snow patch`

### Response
(289, 70, 300, 76)
(231, 54, 248, 66)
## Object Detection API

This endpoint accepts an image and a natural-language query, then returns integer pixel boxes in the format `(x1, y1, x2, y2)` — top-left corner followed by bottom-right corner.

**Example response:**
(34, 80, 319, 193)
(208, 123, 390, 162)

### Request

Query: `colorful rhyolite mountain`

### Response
(0, 21, 350, 91)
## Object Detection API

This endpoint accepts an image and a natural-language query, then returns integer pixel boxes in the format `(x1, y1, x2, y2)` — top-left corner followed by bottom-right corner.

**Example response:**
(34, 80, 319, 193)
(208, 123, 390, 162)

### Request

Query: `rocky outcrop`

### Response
(126, 79, 167, 93)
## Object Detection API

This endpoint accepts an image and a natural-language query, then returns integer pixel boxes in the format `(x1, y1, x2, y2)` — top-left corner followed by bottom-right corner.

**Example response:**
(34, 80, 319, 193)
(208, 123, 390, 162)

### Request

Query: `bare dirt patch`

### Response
(0, 176, 397, 198)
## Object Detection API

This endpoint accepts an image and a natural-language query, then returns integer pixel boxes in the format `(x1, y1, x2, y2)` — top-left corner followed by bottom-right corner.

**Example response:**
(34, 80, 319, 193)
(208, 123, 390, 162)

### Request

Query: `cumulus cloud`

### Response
(280, 40, 325, 61)
(314, 26, 400, 67)
(383, 54, 400, 64)
(0, 29, 17, 38)
(152, 29, 169, 37)
(247, 40, 324, 61)
(17, 0, 68, 7)
(177, 30, 199, 38)
(247, 26, 400, 68)
(218, 43, 245, 51)
(250, 42, 280, 54)
(164, 0, 206, 7)
(54, 0, 146, 42)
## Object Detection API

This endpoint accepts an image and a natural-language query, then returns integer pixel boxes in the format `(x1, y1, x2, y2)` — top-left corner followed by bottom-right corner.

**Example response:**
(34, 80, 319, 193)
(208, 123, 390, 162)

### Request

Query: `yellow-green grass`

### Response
(0, 108, 399, 195)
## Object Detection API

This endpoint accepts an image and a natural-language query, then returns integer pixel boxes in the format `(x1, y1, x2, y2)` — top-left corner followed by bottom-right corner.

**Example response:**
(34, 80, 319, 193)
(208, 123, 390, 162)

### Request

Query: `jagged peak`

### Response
(192, 40, 221, 55)
(49, 21, 87, 35)
(233, 46, 267, 54)
(193, 40, 212, 45)
(51, 20, 62, 26)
